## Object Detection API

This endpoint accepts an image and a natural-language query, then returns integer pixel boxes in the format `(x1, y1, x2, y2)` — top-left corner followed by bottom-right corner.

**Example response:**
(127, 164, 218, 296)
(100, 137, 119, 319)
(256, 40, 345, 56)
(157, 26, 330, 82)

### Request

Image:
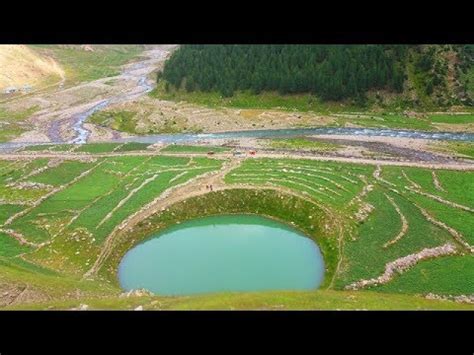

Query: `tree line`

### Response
(160, 45, 409, 101)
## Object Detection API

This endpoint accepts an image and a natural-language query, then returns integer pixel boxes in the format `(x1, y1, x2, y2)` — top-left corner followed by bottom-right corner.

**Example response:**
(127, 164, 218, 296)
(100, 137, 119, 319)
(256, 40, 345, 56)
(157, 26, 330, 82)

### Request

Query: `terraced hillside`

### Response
(0, 151, 224, 279)
(0, 144, 472, 309)
(224, 158, 474, 298)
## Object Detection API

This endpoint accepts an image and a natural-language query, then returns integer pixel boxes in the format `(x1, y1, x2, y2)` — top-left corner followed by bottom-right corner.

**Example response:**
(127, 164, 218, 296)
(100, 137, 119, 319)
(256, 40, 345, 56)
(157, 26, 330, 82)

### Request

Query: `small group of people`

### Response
(205, 184, 214, 191)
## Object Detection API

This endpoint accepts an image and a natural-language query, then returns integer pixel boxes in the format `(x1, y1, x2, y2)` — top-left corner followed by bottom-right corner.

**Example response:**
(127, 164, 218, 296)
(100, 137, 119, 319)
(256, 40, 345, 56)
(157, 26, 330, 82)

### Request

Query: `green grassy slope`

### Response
(31, 45, 144, 84)
(4, 289, 472, 310)
(0, 150, 472, 309)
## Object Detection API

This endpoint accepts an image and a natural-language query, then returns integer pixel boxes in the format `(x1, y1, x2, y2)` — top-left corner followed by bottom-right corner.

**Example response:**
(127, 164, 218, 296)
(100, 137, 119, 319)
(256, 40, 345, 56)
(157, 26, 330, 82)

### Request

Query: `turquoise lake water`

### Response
(118, 215, 325, 295)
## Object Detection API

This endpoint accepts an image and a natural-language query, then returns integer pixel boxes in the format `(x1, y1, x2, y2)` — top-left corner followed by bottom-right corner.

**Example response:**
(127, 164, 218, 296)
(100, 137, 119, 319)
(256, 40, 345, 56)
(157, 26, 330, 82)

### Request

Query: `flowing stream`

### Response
(120, 126, 474, 144)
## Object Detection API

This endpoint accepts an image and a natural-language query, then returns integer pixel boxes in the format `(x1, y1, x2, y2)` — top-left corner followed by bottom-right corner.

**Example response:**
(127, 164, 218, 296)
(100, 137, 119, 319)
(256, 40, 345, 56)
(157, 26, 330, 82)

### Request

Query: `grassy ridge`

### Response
(5, 289, 472, 310)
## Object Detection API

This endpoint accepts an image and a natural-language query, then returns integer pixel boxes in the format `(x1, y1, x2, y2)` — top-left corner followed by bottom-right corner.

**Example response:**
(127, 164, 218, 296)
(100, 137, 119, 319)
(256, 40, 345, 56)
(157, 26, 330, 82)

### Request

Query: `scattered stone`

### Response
(6, 181, 53, 190)
(355, 203, 374, 222)
(346, 243, 458, 290)
(383, 193, 408, 247)
(425, 293, 474, 304)
(119, 289, 153, 298)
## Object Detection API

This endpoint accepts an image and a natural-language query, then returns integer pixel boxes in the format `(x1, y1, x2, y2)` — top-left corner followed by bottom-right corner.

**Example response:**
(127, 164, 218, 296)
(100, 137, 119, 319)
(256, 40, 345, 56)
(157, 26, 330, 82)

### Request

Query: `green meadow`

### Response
(0, 146, 472, 309)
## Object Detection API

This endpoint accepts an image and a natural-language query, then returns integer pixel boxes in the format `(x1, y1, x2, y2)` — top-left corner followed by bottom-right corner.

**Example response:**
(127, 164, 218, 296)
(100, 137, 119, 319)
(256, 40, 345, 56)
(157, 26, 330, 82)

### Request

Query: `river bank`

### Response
(5, 46, 177, 145)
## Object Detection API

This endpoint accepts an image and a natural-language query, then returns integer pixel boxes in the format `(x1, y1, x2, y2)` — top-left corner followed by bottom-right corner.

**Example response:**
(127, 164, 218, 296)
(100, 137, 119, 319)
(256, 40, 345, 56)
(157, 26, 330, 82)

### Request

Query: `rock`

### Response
(119, 289, 153, 298)
(347, 243, 457, 290)
(134, 305, 144, 311)
(79, 304, 89, 310)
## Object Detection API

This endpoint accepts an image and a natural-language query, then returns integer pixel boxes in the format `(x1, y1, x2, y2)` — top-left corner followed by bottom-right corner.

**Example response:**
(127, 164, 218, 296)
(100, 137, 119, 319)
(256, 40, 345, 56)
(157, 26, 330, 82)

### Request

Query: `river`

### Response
(120, 126, 474, 144)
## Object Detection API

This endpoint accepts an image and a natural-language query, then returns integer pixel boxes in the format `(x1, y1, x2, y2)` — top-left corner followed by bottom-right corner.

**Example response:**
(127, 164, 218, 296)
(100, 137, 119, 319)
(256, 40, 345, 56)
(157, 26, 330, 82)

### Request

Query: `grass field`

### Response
(88, 110, 138, 134)
(0, 148, 472, 309)
(22, 144, 81, 152)
(428, 114, 474, 124)
(115, 142, 151, 152)
(20, 142, 152, 153)
(224, 158, 374, 208)
(0, 155, 223, 277)
(374, 255, 474, 295)
(150, 81, 358, 113)
(430, 141, 474, 159)
(225, 158, 474, 296)
(75, 143, 122, 153)
(0, 106, 40, 142)
(160, 144, 231, 153)
(32, 45, 144, 84)
(330, 113, 435, 130)
(5, 289, 472, 310)
(265, 137, 342, 151)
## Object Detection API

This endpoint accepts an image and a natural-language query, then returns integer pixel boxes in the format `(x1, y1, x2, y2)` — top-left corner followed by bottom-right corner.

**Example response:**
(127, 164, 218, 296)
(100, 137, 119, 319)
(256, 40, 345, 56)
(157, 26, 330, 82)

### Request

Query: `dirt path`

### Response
(328, 223, 346, 290)
(1, 151, 474, 171)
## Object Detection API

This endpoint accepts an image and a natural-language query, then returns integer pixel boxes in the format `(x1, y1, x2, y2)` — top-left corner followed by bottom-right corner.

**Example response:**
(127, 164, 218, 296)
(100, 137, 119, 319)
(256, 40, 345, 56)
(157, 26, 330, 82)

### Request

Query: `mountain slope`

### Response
(0, 45, 65, 90)
(159, 45, 473, 108)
